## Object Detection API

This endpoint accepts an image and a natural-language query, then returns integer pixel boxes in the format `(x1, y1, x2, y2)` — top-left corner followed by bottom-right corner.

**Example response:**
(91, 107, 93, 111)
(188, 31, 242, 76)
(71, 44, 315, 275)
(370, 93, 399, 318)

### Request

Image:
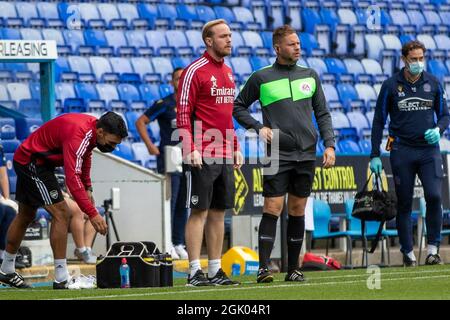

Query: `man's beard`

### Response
(213, 46, 231, 58)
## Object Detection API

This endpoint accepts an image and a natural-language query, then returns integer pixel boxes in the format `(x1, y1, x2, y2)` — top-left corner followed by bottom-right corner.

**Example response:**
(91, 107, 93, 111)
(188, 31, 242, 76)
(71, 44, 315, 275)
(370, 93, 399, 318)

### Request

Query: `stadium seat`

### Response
(109, 57, 134, 76)
(231, 57, 252, 78)
(268, 1, 285, 29)
(125, 31, 149, 52)
(20, 28, 42, 40)
(337, 8, 358, 25)
(286, 1, 302, 30)
(104, 30, 129, 53)
(407, 10, 426, 31)
(139, 84, 161, 103)
(346, 111, 370, 133)
(361, 59, 383, 75)
(151, 57, 173, 81)
(330, 111, 350, 128)
(37, 2, 60, 20)
(137, 3, 158, 27)
(250, 57, 270, 71)
(165, 30, 189, 50)
(75, 83, 99, 102)
(131, 142, 155, 167)
(146, 30, 171, 55)
(322, 84, 340, 102)
(423, 10, 442, 26)
(343, 59, 366, 78)
(434, 35, 450, 51)
(89, 57, 113, 82)
(2, 140, 20, 154)
(2, 28, 21, 40)
(117, 84, 141, 104)
(0, 84, 10, 101)
(112, 141, 133, 161)
(354, 84, 377, 106)
(97, 3, 121, 25)
(337, 84, 358, 108)
(0, 118, 16, 140)
(338, 140, 361, 154)
(15, 118, 42, 140)
(0, 1, 17, 19)
(130, 57, 154, 80)
(389, 10, 410, 26)
(78, 3, 101, 22)
(63, 30, 85, 53)
(301, 8, 322, 34)
(158, 4, 178, 22)
(42, 29, 65, 46)
(324, 58, 347, 75)
(117, 3, 140, 26)
(55, 83, 76, 107)
(213, 6, 235, 22)
(68, 56, 93, 76)
(306, 58, 328, 76)
(232, 7, 254, 25)
(7, 83, 31, 106)
(241, 31, 264, 50)
(84, 30, 108, 49)
(96, 84, 120, 106)
(185, 30, 204, 54)
(428, 60, 449, 82)
(299, 33, 320, 55)
(196, 5, 216, 22)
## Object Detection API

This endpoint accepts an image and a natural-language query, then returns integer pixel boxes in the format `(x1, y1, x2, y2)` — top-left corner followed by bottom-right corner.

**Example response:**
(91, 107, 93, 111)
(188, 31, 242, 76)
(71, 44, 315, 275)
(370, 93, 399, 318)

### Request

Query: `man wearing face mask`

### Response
(370, 41, 449, 266)
(0, 112, 127, 289)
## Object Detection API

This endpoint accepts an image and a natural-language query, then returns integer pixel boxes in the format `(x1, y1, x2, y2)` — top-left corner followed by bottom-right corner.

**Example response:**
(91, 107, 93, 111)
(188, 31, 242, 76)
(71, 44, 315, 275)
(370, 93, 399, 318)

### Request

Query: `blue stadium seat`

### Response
(137, 3, 158, 27)
(2, 140, 20, 153)
(301, 8, 322, 34)
(338, 140, 361, 154)
(139, 84, 161, 103)
(42, 29, 65, 46)
(104, 30, 129, 53)
(158, 4, 178, 22)
(231, 57, 252, 78)
(359, 140, 371, 154)
(131, 142, 155, 167)
(15, 118, 42, 140)
(337, 84, 358, 108)
(320, 6, 340, 33)
(268, 1, 285, 29)
(177, 4, 198, 21)
(96, 84, 120, 106)
(406, 10, 426, 31)
(382, 34, 402, 51)
(112, 141, 133, 161)
(28, 82, 40, 101)
(55, 58, 70, 82)
(439, 8, 450, 27)
(84, 30, 108, 48)
(390, 10, 411, 26)
(7, 83, 31, 106)
(428, 60, 449, 82)
(130, 57, 154, 81)
(361, 59, 383, 75)
(117, 84, 141, 104)
(146, 30, 171, 55)
(20, 28, 42, 40)
(2, 28, 21, 40)
(330, 111, 350, 128)
(117, 3, 140, 25)
(125, 31, 148, 50)
(232, 7, 254, 25)
(151, 57, 173, 81)
(250, 57, 270, 71)
(89, 57, 113, 82)
(322, 84, 340, 102)
(231, 31, 248, 55)
(55, 83, 76, 107)
(337, 8, 358, 25)
(75, 83, 99, 102)
(241, 31, 264, 51)
(214, 6, 235, 22)
(299, 33, 320, 55)
(159, 84, 173, 98)
(0, 118, 16, 140)
(434, 35, 450, 51)
(109, 57, 134, 75)
(423, 10, 442, 26)
(36, 2, 59, 20)
(306, 58, 328, 76)
(324, 58, 347, 75)
(97, 3, 121, 25)
(185, 30, 204, 54)
(68, 56, 93, 76)
(354, 84, 377, 106)
(364, 34, 385, 60)
(250, 1, 266, 30)
(0, 1, 17, 19)
(261, 32, 273, 49)
(0, 84, 10, 101)
(79, 3, 101, 22)
(165, 30, 189, 49)
(63, 30, 85, 53)
(343, 59, 366, 78)
(346, 111, 370, 133)
(417, 34, 437, 51)
(172, 57, 190, 69)
(286, 1, 302, 30)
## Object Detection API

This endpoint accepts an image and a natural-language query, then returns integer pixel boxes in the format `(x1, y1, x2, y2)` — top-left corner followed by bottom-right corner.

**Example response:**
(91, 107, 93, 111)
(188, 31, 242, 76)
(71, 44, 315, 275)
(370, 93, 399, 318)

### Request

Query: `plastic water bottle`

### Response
(39, 216, 48, 240)
(120, 258, 130, 288)
(231, 261, 241, 276)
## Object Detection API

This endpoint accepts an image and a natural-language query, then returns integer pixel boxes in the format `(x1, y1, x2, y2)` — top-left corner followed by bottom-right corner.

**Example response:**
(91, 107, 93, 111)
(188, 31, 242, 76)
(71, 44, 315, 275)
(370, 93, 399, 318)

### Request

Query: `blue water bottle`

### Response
(231, 261, 241, 276)
(120, 258, 130, 288)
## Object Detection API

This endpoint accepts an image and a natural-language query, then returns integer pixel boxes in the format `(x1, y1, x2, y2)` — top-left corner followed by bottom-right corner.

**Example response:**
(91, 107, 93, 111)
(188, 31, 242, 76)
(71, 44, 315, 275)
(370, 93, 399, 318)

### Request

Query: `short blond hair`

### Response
(202, 19, 228, 43)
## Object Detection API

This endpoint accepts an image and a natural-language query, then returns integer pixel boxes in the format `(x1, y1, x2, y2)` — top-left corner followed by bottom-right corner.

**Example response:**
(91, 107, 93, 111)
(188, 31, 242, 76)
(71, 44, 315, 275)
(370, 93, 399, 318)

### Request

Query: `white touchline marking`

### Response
(52, 273, 450, 300)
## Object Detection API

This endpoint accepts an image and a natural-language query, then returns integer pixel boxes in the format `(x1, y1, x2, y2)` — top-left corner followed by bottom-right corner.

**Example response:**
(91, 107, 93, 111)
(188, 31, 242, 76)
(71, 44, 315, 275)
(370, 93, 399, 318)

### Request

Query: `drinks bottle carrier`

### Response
(96, 241, 173, 288)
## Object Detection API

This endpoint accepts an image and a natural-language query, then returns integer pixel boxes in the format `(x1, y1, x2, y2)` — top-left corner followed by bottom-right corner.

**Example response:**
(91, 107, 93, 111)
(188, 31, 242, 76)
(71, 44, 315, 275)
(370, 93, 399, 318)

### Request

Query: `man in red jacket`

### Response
(177, 19, 243, 286)
(0, 112, 127, 289)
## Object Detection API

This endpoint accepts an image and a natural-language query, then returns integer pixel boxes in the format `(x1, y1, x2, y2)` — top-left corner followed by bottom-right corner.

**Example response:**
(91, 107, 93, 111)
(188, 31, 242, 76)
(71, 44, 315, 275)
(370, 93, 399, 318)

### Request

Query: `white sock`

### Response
(1, 252, 17, 274)
(54, 259, 69, 283)
(0, 250, 4, 260)
(428, 245, 438, 256)
(86, 247, 92, 252)
(189, 259, 201, 278)
(407, 250, 417, 261)
(208, 259, 221, 278)
(77, 247, 87, 253)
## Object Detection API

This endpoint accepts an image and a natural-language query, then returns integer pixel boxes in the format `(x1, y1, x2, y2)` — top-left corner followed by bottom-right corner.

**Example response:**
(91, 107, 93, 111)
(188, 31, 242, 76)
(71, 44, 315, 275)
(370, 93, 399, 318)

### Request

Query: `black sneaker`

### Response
(53, 276, 80, 290)
(403, 254, 417, 267)
(285, 269, 305, 282)
(186, 270, 214, 287)
(425, 254, 443, 265)
(0, 270, 31, 289)
(208, 268, 240, 286)
(256, 268, 273, 283)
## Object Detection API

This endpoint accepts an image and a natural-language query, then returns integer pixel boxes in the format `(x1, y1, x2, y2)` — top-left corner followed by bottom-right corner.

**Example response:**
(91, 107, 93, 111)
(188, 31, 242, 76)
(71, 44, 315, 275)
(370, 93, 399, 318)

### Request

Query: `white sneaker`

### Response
(54, 276, 81, 290)
(169, 246, 180, 260)
(174, 244, 188, 259)
(78, 274, 97, 289)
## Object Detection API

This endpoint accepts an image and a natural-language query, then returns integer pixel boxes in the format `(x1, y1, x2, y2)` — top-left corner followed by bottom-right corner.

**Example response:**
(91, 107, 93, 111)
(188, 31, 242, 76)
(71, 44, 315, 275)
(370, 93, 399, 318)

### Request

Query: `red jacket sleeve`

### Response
(176, 66, 199, 155)
(81, 152, 92, 189)
(63, 130, 98, 218)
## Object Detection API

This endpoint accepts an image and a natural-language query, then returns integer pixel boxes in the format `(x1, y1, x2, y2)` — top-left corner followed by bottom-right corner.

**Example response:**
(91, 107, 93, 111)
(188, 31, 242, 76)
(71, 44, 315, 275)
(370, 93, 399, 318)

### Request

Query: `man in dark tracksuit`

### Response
(234, 25, 335, 283)
(370, 41, 449, 266)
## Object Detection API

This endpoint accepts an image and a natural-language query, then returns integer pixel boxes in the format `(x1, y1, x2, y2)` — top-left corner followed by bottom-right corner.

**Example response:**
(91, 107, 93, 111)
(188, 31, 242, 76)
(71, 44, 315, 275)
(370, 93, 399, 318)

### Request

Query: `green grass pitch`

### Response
(1, 265, 450, 300)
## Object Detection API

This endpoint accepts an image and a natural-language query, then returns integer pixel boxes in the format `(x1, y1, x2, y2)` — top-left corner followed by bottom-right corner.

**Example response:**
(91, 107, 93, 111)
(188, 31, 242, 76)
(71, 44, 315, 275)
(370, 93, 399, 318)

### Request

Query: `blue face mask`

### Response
(408, 60, 425, 75)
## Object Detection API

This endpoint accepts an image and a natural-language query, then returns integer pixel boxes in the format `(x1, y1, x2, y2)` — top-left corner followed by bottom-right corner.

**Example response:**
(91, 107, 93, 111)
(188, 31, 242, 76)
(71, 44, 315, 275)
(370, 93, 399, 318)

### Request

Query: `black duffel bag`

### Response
(352, 173, 397, 253)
